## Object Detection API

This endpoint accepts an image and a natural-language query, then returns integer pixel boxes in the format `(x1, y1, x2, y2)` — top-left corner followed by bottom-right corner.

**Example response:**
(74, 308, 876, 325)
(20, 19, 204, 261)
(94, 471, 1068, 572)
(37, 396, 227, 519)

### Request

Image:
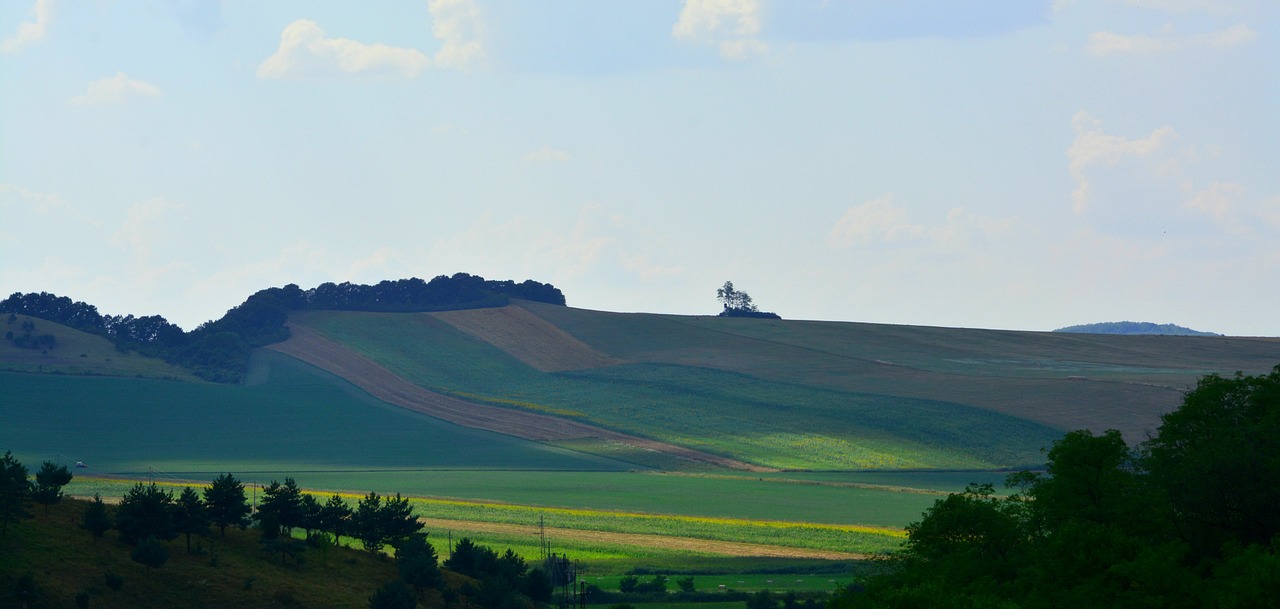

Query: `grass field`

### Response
(0, 349, 630, 474)
(0, 313, 198, 381)
(292, 310, 1063, 469)
(517, 301, 1280, 443)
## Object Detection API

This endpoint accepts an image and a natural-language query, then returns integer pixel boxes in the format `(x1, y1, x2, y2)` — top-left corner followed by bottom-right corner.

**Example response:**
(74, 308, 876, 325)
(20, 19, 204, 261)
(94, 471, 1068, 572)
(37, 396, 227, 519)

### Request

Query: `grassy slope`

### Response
(291, 310, 1063, 470)
(0, 313, 198, 381)
(517, 301, 1280, 443)
(0, 349, 630, 475)
(0, 498, 410, 609)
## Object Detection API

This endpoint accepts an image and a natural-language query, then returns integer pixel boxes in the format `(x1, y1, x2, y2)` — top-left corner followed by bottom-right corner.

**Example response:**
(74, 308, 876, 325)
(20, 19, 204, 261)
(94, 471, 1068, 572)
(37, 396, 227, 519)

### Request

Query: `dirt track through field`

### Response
(430, 306, 626, 372)
(424, 518, 869, 560)
(267, 323, 770, 472)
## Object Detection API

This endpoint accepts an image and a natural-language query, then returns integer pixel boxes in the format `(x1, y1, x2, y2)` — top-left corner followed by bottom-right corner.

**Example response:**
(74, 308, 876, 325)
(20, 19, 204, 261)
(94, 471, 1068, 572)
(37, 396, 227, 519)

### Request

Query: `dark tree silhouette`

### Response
(0, 451, 32, 535)
(32, 461, 73, 516)
(81, 493, 112, 541)
(203, 473, 251, 537)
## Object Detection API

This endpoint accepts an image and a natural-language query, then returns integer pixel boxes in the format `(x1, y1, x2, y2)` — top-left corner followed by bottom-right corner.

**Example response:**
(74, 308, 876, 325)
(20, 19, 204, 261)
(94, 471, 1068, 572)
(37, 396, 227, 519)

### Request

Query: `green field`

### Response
(0, 313, 198, 381)
(293, 310, 1063, 469)
(0, 350, 630, 474)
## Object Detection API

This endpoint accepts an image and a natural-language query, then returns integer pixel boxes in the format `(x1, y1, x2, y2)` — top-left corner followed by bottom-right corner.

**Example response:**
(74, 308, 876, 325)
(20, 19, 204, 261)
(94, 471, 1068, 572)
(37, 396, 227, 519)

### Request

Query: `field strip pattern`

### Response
(430, 306, 626, 372)
(422, 518, 870, 560)
(268, 323, 770, 471)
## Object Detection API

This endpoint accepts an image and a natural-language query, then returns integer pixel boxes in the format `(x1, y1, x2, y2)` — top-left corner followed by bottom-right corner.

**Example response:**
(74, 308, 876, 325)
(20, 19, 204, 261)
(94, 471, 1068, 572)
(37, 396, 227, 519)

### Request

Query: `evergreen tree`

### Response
(203, 473, 251, 537)
(397, 533, 444, 591)
(115, 483, 177, 545)
(81, 493, 112, 541)
(368, 580, 418, 609)
(0, 451, 32, 535)
(256, 479, 305, 538)
(354, 491, 385, 553)
(381, 493, 424, 556)
(32, 461, 73, 516)
(318, 494, 353, 545)
(174, 486, 210, 553)
(130, 536, 170, 573)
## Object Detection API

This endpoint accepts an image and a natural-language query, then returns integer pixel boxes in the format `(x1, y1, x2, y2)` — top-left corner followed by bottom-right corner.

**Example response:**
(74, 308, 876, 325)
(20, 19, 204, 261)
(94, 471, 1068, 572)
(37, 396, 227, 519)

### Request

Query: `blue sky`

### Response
(1, 1, 1276, 335)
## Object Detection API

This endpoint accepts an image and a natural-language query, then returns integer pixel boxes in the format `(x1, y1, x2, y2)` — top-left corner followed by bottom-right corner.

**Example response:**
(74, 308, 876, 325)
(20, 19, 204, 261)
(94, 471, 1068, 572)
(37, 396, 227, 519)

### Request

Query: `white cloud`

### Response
(429, 0, 484, 70)
(673, 0, 767, 61)
(1087, 23, 1255, 56)
(1067, 111, 1177, 212)
(0, 183, 69, 214)
(1, 0, 53, 54)
(1183, 181, 1243, 223)
(256, 19, 430, 80)
(69, 72, 162, 106)
(524, 145, 570, 163)
(111, 198, 186, 281)
(828, 195, 1014, 249)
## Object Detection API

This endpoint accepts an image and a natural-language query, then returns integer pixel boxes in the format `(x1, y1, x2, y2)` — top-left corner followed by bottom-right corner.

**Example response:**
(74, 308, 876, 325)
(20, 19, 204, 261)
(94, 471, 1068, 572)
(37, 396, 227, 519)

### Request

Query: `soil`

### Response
(430, 306, 626, 373)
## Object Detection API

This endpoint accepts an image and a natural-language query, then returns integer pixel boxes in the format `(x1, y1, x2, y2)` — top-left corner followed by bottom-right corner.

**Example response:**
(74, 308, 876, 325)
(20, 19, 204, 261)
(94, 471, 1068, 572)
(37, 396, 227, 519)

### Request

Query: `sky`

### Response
(1, 1, 1277, 336)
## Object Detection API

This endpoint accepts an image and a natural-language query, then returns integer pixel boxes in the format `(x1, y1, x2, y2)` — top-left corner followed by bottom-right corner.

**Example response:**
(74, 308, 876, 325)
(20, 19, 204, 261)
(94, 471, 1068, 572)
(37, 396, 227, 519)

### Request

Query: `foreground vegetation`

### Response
(835, 365, 1280, 608)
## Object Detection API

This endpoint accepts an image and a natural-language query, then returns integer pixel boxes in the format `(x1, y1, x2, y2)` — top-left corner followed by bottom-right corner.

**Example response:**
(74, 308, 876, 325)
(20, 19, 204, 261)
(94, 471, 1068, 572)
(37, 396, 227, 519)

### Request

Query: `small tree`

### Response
(257, 477, 306, 536)
(131, 536, 170, 573)
(354, 491, 385, 553)
(114, 483, 176, 545)
(716, 281, 757, 313)
(203, 473, 251, 537)
(174, 487, 210, 553)
(398, 533, 444, 591)
(318, 494, 353, 545)
(32, 461, 73, 516)
(677, 576, 696, 593)
(382, 494, 424, 557)
(81, 493, 112, 541)
(0, 451, 32, 536)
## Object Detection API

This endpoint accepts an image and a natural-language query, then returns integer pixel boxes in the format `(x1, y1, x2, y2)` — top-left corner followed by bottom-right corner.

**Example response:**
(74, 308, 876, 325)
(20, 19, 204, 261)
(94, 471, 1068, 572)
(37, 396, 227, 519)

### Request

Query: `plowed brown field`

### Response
(266, 323, 771, 472)
(430, 306, 625, 372)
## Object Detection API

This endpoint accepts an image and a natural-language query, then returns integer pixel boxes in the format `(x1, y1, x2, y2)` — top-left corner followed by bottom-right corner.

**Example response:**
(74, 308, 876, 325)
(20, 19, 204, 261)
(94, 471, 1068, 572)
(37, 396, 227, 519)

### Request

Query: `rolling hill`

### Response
(5, 299, 1280, 474)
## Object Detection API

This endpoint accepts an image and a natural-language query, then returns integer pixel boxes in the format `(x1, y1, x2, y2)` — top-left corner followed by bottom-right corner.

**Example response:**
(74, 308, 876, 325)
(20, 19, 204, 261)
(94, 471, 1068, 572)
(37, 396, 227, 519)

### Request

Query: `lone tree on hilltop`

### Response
(716, 281, 781, 319)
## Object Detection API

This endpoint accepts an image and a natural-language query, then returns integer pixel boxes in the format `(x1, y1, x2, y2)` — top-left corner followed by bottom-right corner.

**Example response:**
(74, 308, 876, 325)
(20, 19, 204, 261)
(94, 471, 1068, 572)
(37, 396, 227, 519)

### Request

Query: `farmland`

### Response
(288, 309, 1064, 470)
(6, 299, 1280, 598)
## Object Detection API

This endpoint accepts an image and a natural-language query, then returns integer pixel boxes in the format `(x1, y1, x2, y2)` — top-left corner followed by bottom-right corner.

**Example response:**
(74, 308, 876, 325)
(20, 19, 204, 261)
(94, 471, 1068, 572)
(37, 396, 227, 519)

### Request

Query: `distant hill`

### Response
(1053, 321, 1221, 337)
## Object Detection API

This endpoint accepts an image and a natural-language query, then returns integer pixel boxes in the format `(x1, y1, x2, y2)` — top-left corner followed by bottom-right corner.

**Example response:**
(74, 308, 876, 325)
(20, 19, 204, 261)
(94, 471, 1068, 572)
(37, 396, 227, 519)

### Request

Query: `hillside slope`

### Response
(515, 301, 1280, 443)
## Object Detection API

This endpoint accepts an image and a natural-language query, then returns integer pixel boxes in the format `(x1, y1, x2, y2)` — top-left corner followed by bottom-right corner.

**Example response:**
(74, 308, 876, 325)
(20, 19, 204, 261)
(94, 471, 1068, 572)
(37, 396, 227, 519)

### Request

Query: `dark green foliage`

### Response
(715, 281, 781, 319)
(81, 493, 112, 540)
(445, 537, 499, 579)
(0, 450, 32, 535)
(318, 494, 353, 545)
(354, 491, 385, 553)
(632, 574, 667, 594)
(836, 366, 1280, 608)
(32, 461, 73, 515)
(397, 533, 443, 591)
(368, 580, 418, 609)
(103, 572, 123, 591)
(203, 473, 251, 537)
(677, 575, 696, 593)
(114, 483, 176, 545)
(256, 478, 305, 537)
(130, 536, 170, 573)
(1143, 365, 1280, 556)
(300, 493, 322, 537)
(522, 567, 553, 603)
(746, 590, 777, 609)
(617, 574, 638, 593)
(174, 486, 209, 553)
(75, 589, 90, 608)
(261, 535, 307, 565)
(381, 493, 424, 556)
